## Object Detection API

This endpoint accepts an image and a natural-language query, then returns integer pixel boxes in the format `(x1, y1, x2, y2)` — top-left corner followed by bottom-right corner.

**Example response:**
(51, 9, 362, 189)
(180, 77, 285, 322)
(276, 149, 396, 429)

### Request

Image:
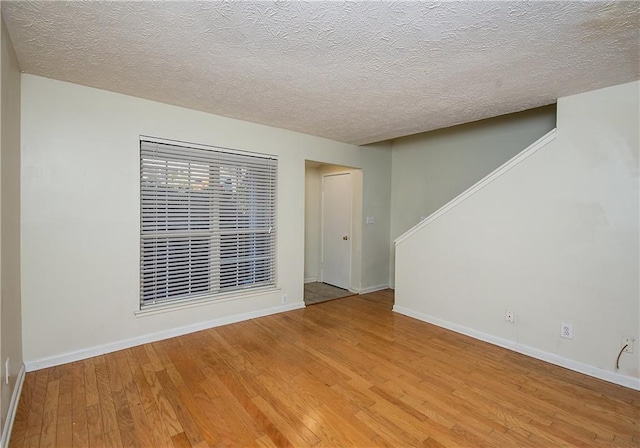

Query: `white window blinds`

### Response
(140, 139, 277, 307)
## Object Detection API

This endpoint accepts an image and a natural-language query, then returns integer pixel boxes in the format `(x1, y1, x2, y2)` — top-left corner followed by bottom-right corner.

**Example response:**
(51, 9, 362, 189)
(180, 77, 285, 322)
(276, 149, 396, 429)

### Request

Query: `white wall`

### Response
(20, 75, 391, 367)
(1, 15, 23, 435)
(304, 163, 321, 282)
(390, 106, 556, 285)
(395, 81, 639, 388)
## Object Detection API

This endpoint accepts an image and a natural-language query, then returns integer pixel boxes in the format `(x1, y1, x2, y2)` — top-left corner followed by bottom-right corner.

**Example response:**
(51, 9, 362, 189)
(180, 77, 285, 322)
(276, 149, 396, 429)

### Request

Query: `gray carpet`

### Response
(304, 282, 354, 305)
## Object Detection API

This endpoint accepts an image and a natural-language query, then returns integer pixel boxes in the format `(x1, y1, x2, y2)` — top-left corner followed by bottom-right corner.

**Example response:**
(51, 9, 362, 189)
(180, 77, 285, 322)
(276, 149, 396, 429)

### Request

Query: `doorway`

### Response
(304, 161, 362, 305)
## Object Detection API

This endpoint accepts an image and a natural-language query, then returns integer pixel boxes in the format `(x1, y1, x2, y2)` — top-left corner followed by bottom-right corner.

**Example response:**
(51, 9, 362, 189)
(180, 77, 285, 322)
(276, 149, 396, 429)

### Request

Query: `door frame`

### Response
(320, 172, 353, 290)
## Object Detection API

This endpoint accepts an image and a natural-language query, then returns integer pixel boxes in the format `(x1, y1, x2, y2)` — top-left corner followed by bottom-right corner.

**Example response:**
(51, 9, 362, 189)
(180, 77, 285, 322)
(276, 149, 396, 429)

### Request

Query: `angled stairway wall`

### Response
(390, 105, 557, 286)
(394, 81, 639, 389)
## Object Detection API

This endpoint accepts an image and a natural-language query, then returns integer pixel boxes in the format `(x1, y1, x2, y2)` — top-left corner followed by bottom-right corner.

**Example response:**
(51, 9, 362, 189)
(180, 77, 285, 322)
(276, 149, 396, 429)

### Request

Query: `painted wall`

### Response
(20, 75, 392, 367)
(1, 15, 23, 434)
(304, 163, 321, 282)
(360, 141, 392, 291)
(395, 82, 639, 388)
(390, 106, 556, 285)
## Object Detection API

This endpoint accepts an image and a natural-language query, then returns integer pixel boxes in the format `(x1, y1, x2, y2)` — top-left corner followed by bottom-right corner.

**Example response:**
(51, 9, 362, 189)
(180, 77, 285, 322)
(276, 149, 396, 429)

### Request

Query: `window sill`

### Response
(134, 286, 282, 318)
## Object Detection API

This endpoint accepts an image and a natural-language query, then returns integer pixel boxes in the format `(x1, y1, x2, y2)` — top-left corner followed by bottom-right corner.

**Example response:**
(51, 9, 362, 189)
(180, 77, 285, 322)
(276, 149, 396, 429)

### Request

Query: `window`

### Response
(140, 138, 277, 308)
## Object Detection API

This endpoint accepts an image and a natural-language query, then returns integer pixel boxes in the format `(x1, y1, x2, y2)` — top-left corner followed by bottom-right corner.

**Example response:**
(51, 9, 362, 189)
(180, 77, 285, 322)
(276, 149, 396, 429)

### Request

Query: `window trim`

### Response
(134, 285, 281, 317)
(139, 136, 278, 310)
(140, 136, 278, 160)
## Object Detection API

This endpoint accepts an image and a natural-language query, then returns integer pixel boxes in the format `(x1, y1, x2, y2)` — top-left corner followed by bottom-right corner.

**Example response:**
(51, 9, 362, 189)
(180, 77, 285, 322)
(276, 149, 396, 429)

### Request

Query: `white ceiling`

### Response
(3, 1, 639, 145)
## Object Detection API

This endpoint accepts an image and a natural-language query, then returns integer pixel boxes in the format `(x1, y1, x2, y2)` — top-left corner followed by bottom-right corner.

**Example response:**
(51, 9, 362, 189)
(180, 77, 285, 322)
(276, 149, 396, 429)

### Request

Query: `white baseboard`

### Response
(304, 277, 318, 284)
(25, 302, 305, 372)
(358, 284, 389, 294)
(347, 284, 389, 295)
(1, 364, 26, 448)
(393, 305, 640, 391)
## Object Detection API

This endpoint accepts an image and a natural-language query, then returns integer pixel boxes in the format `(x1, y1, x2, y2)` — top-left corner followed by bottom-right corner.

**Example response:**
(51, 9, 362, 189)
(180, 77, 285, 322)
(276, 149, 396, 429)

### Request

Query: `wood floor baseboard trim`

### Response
(358, 284, 389, 294)
(393, 305, 640, 391)
(304, 277, 318, 284)
(24, 302, 305, 372)
(0, 363, 26, 448)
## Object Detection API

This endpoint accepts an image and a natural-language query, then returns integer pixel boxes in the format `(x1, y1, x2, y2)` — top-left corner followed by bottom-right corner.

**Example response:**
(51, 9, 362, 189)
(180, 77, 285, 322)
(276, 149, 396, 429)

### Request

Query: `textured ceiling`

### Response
(2, 1, 639, 145)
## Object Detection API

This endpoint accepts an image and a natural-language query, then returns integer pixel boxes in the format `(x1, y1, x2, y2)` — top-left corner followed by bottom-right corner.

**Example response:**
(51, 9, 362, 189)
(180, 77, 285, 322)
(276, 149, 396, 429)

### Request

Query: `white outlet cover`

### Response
(560, 322, 573, 339)
(622, 337, 635, 353)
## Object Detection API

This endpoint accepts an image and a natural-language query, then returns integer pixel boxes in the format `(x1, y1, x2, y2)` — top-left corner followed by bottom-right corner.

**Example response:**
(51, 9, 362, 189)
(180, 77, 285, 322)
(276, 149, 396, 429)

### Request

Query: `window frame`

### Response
(139, 136, 278, 310)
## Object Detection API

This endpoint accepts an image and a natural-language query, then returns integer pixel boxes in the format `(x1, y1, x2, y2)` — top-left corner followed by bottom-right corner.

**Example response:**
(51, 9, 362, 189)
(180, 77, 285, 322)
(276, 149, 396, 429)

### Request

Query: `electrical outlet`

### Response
(560, 322, 573, 339)
(5, 358, 9, 385)
(281, 294, 288, 305)
(622, 336, 635, 353)
(505, 310, 514, 323)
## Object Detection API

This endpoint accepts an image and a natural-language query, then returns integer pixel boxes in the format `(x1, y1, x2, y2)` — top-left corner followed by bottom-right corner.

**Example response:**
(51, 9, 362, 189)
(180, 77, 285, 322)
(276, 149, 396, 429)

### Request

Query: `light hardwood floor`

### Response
(10, 290, 640, 447)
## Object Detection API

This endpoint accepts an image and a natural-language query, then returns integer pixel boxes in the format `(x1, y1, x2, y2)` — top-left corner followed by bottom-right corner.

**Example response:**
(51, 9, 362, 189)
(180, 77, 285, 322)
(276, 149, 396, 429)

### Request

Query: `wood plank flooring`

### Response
(9, 290, 640, 447)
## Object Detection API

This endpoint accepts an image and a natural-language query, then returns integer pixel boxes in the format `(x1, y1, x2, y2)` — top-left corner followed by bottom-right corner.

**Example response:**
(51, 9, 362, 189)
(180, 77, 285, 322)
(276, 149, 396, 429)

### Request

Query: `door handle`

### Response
(343, 236, 349, 240)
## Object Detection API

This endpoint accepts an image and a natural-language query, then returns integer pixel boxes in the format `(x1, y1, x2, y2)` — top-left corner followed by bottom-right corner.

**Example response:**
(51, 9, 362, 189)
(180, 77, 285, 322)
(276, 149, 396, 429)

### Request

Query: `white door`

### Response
(321, 173, 351, 289)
